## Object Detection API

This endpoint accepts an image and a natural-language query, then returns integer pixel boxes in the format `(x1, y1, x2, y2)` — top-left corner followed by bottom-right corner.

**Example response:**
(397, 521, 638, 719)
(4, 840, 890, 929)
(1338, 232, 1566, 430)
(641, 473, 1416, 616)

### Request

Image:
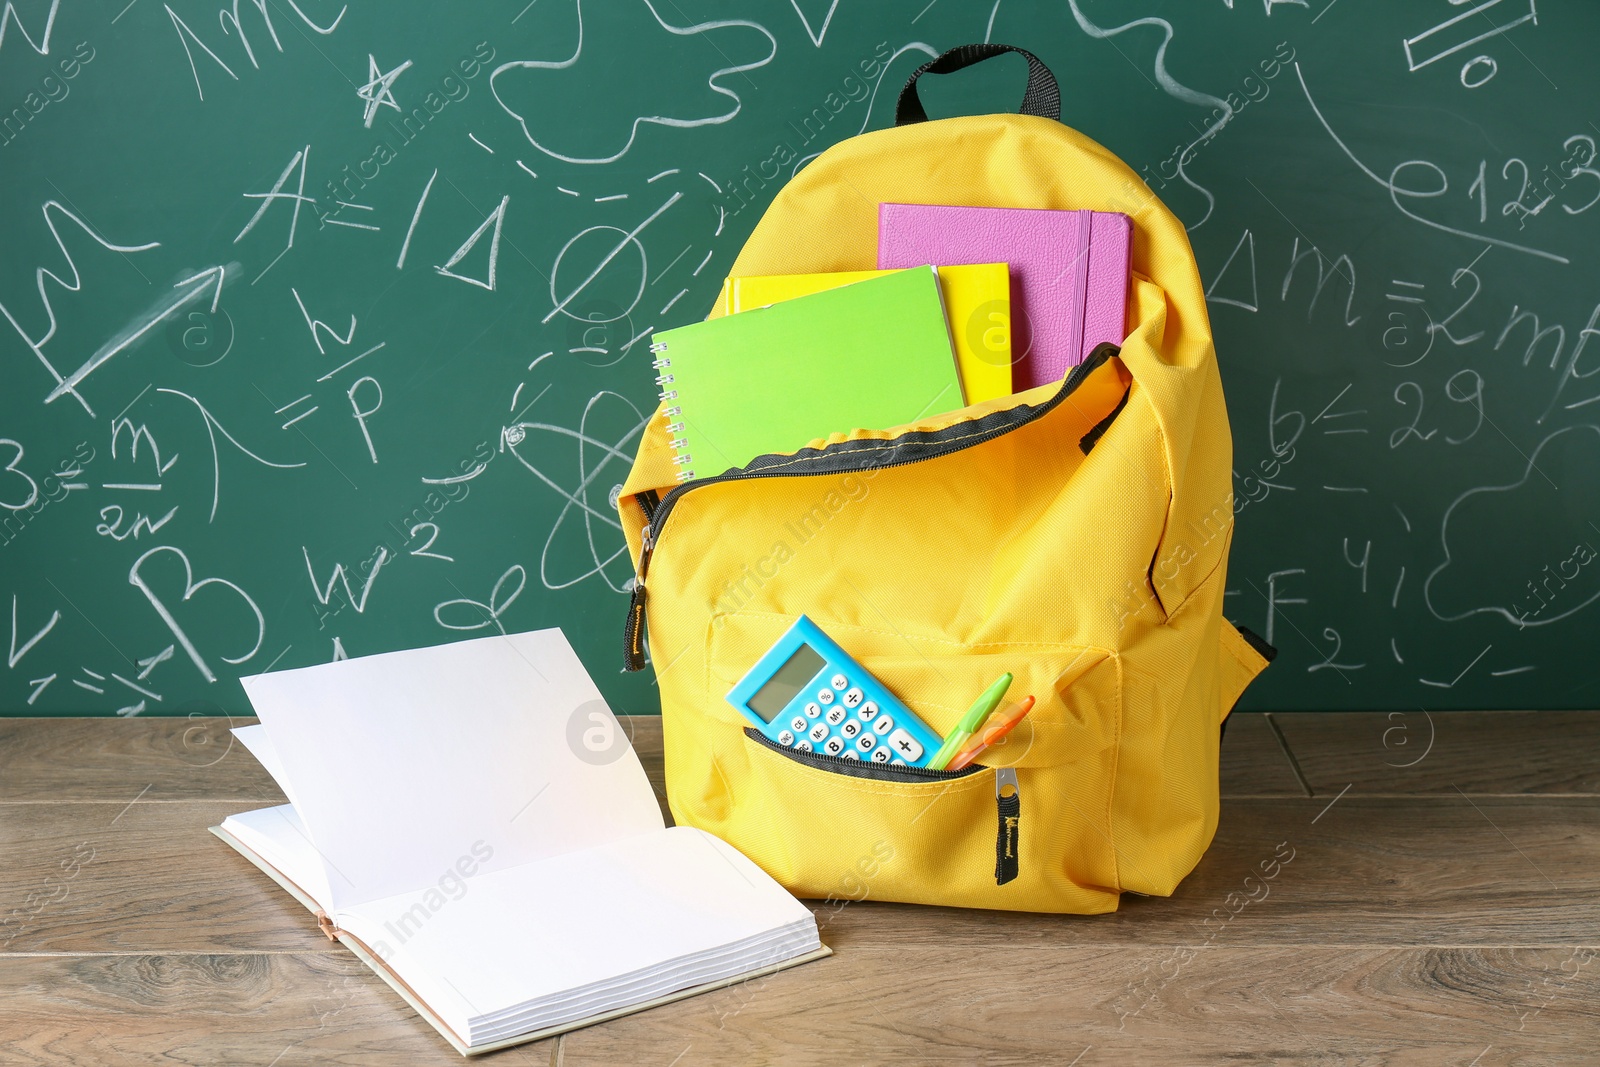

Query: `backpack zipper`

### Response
(744, 726, 982, 781)
(994, 767, 1021, 885)
(747, 728, 1022, 887)
(622, 342, 1122, 671)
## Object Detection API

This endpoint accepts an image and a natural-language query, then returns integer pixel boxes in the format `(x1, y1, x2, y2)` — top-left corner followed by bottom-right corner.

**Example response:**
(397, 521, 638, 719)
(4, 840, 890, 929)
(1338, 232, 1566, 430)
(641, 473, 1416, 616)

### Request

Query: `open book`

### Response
(212, 630, 826, 1056)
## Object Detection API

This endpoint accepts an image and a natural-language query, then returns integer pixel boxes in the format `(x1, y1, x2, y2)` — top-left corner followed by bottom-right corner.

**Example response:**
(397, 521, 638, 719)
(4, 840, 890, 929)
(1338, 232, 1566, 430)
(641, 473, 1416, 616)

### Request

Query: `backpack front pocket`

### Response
(690, 611, 1124, 914)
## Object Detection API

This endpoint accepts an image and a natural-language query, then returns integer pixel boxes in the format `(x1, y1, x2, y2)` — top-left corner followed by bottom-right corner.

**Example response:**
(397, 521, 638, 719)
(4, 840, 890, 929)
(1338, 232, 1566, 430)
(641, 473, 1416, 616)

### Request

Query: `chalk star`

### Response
(356, 54, 413, 129)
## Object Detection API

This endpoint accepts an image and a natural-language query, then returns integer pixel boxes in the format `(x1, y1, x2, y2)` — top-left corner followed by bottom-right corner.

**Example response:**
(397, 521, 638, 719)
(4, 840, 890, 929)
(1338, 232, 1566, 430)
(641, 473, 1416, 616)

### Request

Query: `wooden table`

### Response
(2, 712, 1596, 1065)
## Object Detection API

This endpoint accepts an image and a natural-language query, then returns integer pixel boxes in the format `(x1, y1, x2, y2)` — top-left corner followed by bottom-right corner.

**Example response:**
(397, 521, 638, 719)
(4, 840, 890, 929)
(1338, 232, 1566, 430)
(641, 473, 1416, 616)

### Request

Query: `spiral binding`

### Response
(650, 340, 694, 480)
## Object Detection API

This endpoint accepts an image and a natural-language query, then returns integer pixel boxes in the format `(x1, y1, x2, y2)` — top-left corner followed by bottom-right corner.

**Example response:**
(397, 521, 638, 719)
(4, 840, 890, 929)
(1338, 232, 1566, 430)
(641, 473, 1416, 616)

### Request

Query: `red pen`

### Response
(946, 695, 1035, 771)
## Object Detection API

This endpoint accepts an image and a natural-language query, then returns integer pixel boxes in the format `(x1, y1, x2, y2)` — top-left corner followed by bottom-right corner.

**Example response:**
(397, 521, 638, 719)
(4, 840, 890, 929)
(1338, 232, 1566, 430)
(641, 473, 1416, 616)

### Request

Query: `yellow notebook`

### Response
(721, 264, 1013, 404)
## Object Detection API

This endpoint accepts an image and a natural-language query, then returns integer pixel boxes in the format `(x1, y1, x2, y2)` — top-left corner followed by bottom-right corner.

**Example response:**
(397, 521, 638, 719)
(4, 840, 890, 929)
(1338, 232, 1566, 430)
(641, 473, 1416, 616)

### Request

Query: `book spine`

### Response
(651, 341, 694, 482)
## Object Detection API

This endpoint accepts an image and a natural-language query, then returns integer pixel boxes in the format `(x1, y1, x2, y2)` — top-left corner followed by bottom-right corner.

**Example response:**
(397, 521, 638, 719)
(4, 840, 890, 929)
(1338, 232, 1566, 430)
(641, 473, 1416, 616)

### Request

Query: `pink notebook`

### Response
(878, 203, 1131, 390)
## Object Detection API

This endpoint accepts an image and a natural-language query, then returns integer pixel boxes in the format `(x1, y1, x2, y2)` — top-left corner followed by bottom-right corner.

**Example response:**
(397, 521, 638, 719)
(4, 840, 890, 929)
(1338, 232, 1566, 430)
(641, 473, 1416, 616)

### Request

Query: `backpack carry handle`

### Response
(894, 44, 1061, 126)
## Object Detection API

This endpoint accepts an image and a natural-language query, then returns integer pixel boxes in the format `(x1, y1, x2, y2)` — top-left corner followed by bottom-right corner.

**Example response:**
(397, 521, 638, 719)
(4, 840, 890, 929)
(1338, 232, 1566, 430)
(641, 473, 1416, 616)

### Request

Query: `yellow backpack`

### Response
(617, 45, 1272, 914)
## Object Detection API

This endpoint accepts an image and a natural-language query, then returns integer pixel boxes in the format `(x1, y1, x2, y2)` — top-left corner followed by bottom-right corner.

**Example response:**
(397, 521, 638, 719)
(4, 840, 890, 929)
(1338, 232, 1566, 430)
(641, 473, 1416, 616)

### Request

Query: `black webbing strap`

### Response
(895, 43, 1061, 127)
(995, 787, 1021, 885)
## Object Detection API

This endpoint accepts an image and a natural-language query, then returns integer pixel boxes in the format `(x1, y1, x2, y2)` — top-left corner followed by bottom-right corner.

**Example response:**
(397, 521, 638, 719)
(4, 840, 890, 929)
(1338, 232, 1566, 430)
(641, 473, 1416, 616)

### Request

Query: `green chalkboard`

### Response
(2, 0, 1597, 715)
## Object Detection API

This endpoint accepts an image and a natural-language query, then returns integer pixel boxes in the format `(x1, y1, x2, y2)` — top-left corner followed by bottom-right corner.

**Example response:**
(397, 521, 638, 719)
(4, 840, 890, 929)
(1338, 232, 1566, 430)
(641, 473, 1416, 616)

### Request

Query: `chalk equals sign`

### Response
(277, 394, 318, 429)
(1403, 0, 1537, 75)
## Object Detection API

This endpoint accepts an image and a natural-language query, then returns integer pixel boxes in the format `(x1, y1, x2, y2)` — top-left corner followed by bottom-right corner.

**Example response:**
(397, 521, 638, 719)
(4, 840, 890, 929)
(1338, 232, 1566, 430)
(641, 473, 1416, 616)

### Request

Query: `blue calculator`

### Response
(726, 615, 944, 768)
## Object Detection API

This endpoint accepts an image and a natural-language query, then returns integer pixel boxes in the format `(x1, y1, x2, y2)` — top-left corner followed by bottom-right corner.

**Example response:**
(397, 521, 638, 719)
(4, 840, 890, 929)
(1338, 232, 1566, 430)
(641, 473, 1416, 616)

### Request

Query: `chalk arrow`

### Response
(45, 266, 226, 409)
(177, 265, 226, 313)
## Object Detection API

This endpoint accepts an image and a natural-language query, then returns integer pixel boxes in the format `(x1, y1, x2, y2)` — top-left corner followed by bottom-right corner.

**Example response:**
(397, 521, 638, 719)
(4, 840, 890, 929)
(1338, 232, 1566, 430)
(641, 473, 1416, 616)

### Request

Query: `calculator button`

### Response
(823, 736, 845, 756)
(817, 689, 834, 705)
(804, 702, 822, 718)
(809, 722, 829, 742)
(855, 733, 876, 753)
(795, 740, 812, 752)
(891, 758, 907, 767)
(857, 701, 879, 721)
(840, 720, 861, 739)
(886, 729, 923, 762)
(841, 750, 860, 760)
(776, 730, 795, 746)
(789, 715, 809, 734)
(830, 673, 849, 691)
(842, 687, 863, 708)
(870, 746, 892, 763)
(872, 715, 895, 736)
(825, 706, 846, 725)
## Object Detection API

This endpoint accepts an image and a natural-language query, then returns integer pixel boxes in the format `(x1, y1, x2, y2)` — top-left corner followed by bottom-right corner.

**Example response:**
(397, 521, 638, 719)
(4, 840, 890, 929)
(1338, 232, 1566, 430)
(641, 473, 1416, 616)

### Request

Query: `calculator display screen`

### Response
(746, 645, 827, 722)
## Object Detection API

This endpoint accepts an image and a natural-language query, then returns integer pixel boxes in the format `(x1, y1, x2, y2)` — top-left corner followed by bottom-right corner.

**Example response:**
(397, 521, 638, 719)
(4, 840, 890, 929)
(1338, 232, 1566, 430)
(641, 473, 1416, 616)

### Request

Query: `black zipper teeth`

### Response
(637, 342, 1119, 580)
(637, 489, 660, 522)
(745, 727, 983, 782)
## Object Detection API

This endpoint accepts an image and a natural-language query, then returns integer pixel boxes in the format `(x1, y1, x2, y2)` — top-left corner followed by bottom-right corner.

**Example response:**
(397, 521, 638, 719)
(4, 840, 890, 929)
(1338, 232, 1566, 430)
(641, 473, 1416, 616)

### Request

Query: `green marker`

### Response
(928, 673, 1013, 770)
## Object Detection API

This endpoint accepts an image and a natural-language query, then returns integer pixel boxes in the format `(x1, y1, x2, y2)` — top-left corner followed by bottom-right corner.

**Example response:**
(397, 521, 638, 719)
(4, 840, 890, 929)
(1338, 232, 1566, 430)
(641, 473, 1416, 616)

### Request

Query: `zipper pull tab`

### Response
(994, 767, 1020, 886)
(623, 526, 653, 672)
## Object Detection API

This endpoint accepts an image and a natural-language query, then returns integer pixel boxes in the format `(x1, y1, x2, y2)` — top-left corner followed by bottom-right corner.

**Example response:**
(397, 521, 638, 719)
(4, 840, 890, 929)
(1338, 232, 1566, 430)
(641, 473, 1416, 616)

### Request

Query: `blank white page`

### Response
(333, 826, 819, 1038)
(231, 725, 300, 809)
(239, 630, 663, 910)
(218, 804, 332, 910)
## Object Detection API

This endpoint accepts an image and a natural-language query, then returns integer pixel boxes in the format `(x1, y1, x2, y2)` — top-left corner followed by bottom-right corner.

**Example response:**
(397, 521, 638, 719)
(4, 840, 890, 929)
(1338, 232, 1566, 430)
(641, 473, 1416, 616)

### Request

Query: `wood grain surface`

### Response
(0, 953, 555, 1067)
(1272, 710, 1600, 796)
(1221, 711, 1309, 797)
(2, 713, 1596, 1064)
(561, 945, 1599, 1067)
(0, 715, 282, 803)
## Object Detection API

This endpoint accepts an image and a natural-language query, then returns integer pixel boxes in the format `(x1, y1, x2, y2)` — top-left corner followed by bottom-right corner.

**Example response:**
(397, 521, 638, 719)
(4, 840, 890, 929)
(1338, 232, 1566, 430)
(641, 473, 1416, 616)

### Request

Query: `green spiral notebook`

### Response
(650, 266, 964, 481)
